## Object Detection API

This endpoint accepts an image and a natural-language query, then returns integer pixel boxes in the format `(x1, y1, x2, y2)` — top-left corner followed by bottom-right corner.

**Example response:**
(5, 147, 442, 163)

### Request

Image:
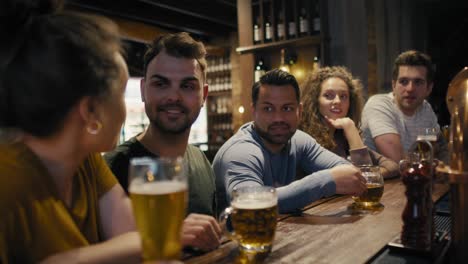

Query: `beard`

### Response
(146, 102, 200, 134)
(254, 122, 295, 146)
(395, 94, 424, 115)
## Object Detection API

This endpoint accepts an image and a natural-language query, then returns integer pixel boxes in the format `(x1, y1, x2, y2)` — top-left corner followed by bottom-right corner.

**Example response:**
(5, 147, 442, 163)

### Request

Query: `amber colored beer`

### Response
(129, 181, 188, 262)
(230, 199, 278, 252)
(352, 182, 384, 207)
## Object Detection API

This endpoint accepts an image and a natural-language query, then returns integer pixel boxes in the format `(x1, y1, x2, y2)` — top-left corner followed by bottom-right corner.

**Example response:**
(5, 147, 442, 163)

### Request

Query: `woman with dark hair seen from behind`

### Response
(0, 0, 140, 263)
(300, 66, 398, 179)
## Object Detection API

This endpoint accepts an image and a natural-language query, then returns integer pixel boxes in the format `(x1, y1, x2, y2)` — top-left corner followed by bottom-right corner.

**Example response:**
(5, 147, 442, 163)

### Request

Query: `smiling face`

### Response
(253, 84, 302, 152)
(392, 65, 432, 116)
(318, 77, 350, 121)
(140, 50, 207, 134)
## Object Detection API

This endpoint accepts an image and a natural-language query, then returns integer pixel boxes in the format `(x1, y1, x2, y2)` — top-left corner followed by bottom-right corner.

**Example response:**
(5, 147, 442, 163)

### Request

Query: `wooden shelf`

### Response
(207, 112, 232, 117)
(236, 35, 321, 54)
(207, 90, 232, 96)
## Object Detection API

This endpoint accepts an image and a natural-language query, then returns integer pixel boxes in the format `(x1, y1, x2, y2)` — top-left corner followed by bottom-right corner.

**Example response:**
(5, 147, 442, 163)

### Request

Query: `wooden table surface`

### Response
(185, 179, 449, 264)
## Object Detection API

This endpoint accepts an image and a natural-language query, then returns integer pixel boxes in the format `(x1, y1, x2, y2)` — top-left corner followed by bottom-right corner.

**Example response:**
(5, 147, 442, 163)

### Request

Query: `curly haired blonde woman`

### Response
(300, 66, 398, 179)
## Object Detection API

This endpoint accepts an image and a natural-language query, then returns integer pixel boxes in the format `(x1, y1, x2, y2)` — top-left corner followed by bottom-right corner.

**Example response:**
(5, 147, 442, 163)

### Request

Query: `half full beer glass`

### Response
(220, 186, 278, 254)
(352, 165, 384, 209)
(129, 157, 188, 262)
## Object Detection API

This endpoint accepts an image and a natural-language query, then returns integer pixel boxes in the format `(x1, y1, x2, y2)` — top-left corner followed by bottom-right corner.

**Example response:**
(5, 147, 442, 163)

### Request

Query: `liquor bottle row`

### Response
(207, 53, 232, 92)
(208, 113, 233, 143)
(209, 95, 232, 114)
(253, 0, 321, 44)
(254, 49, 321, 82)
(206, 55, 231, 73)
(207, 73, 231, 92)
(210, 122, 233, 132)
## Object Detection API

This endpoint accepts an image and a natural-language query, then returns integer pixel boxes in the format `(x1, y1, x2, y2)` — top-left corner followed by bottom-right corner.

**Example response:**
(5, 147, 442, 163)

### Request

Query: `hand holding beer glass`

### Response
(129, 157, 188, 263)
(352, 165, 384, 209)
(219, 186, 278, 254)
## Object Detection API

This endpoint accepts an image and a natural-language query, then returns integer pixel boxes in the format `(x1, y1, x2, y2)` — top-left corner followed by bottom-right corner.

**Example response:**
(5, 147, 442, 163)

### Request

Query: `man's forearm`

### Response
(375, 134, 404, 163)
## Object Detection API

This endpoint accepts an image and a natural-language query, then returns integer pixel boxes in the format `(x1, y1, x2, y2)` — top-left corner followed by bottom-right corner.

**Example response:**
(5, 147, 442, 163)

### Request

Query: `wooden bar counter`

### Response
(185, 179, 449, 263)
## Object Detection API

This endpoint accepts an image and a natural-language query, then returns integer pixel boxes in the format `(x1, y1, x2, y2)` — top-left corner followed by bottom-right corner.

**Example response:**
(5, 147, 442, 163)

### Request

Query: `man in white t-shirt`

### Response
(361, 50, 448, 163)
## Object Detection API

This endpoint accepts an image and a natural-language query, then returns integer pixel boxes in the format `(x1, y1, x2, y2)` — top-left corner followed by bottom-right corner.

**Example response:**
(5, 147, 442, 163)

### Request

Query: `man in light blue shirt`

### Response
(213, 69, 366, 213)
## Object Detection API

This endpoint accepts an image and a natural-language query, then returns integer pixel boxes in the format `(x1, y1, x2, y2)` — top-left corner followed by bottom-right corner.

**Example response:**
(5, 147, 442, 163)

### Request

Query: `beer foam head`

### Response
(129, 180, 187, 195)
(416, 135, 437, 141)
(232, 197, 277, 210)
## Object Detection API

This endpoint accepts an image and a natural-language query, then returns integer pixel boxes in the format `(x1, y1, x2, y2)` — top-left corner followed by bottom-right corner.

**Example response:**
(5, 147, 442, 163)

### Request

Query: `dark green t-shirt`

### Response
(104, 137, 217, 216)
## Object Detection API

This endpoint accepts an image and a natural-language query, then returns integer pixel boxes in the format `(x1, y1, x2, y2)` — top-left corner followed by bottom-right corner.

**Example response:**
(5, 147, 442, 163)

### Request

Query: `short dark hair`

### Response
(143, 32, 207, 81)
(0, 0, 122, 137)
(252, 69, 300, 106)
(392, 50, 434, 82)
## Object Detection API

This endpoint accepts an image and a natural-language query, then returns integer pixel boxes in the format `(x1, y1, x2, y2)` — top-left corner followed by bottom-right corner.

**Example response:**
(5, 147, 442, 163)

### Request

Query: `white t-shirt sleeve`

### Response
(365, 95, 401, 138)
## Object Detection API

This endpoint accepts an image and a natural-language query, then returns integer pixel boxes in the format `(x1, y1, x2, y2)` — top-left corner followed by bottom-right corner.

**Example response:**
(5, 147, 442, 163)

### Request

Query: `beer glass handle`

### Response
(218, 207, 237, 241)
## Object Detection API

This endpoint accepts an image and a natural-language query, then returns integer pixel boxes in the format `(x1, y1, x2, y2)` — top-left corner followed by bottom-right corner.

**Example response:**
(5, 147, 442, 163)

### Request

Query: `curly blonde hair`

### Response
(299, 66, 364, 150)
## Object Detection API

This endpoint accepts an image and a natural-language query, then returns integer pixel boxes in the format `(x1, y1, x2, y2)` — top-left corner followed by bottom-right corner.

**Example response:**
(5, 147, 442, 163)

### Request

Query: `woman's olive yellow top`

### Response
(0, 142, 117, 263)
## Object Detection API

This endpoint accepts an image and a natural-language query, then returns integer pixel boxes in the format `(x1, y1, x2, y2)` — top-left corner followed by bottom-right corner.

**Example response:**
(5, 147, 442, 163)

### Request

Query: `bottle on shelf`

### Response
(313, 55, 321, 72)
(312, 1, 321, 34)
(299, 7, 309, 37)
(288, 19, 296, 39)
(254, 58, 266, 82)
(279, 48, 290, 73)
(264, 15, 273, 43)
(276, 10, 286, 41)
(287, 4, 296, 39)
(253, 16, 262, 44)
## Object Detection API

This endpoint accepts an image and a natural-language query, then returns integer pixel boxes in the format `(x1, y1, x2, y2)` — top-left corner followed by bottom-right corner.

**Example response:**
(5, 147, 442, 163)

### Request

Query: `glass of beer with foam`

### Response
(220, 186, 278, 254)
(416, 127, 438, 143)
(416, 127, 440, 158)
(352, 165, 384, 209)
(129, 157, 187, 263)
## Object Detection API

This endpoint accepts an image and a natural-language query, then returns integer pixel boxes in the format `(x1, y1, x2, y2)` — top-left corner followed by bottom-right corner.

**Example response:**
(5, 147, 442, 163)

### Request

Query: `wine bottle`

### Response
(313, 55, 321, 72)
(299, 7, 309, 37)
(288, 17, 296, 39)
(253, 16, 262, 44)
(254, 58, 266, 82)
(264, 16, 273, 42)
(277, 10, 286, 41)
(312, 1, 321, 34)
(279, 49, 290, 72)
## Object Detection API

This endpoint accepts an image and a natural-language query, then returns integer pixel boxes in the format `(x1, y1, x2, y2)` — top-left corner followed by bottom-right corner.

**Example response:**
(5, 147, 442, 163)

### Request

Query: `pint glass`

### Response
(352, 165, 384, 208)
(220, 186, 278, 253)
(129, 157, 188, 262)
(416, 127, 442, 156)
(416, 127, 438, 143)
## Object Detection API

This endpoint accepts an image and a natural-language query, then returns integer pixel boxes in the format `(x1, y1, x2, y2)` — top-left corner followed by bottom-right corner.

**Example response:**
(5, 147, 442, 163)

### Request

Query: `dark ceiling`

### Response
(66, 0, 238, 76)
(66, 0, 238, 39)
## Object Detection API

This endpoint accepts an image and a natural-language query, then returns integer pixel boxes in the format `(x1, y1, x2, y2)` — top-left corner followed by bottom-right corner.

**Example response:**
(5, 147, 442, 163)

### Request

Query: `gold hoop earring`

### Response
(87, 120, 103, 135)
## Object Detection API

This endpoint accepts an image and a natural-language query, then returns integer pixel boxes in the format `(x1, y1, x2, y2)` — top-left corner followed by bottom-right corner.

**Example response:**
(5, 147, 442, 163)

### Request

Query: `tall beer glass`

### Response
(220, 186, 278, 254)
(129, 157, 188, 262)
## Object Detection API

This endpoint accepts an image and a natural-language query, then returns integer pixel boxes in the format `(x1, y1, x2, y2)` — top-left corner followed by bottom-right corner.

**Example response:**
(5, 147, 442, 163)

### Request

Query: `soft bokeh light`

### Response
(292, 68, 305, 79)
(279, 65, 290, 72)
